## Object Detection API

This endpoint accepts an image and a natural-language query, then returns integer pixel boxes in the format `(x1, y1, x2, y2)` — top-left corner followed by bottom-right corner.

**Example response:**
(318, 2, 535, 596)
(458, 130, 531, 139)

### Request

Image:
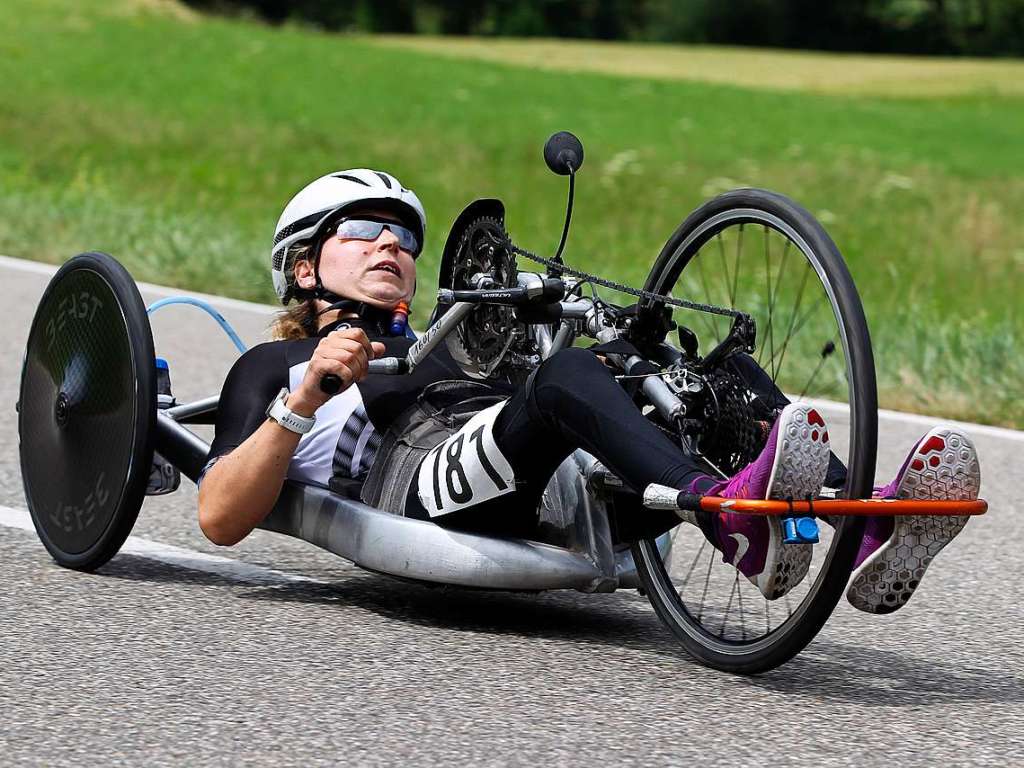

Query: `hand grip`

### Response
(319, 357, 409, 394)
(319, 374, 342, 395)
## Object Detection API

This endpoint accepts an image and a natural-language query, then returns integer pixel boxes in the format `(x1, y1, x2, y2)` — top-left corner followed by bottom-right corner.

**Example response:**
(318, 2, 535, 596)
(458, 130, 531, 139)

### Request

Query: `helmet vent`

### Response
(373, 172, 393, 189)
(273, 209, 333, 245)
(271, 247, 286, 271)
(332, 173, 371, 186)
(273, 222, 299, 246)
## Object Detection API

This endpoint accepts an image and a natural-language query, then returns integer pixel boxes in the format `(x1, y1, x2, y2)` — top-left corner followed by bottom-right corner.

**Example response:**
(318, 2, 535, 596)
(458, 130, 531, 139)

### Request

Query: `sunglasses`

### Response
(333, 218, 421, 255)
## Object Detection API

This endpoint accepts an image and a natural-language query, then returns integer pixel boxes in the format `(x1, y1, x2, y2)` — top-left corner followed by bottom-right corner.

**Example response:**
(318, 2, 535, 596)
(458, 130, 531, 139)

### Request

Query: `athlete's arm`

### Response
(197, 329, 383, 546)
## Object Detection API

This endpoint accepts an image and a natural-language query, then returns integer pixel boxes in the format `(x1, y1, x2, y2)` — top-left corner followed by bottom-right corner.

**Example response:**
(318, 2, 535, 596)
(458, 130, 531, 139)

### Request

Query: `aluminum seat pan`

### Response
(259, 482, 613, 592)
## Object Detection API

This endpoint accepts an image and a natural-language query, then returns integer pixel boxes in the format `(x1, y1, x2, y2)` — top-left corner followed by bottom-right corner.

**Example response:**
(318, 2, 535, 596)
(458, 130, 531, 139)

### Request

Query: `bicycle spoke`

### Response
(678, 537, 708, 595)
(697, 545, 715, 623)
(768, 291, 827, 381)
(796, 337, 838, 401)
(717, 233, 732, 309)
(814, 376, 844, 400)
(759, 235, 790, 374)
(695, 255, 723, 344)
(787, 298, 832, 351)
(769, 262, 813, 383)
(719, 572, 739, 637)
(730, 224, 743, 309)
(736, 572, 747, 640)
(757, 228, 774, 368)
(681, 274, 722, 343)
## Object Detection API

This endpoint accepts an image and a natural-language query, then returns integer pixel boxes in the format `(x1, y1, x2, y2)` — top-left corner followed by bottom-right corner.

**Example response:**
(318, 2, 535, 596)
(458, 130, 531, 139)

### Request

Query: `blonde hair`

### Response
(271, 300, 318, 340)
(270, 243, 319, 340)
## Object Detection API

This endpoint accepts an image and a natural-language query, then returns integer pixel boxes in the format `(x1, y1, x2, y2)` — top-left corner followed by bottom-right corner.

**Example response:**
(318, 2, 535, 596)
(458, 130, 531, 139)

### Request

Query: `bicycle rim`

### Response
(635, 189, 877, 671)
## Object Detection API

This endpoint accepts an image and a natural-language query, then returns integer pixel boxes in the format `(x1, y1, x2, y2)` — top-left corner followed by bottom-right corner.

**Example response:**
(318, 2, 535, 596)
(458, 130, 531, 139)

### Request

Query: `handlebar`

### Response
(319, 357, 410, 394)
(315, 282, 599, 395)
(437, 277, 565, 306)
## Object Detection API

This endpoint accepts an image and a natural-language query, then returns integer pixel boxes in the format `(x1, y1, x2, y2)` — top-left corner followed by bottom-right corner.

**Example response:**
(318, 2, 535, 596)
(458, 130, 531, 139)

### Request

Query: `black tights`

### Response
(415, 347, 847, 536)
(494, 347, 703, 499)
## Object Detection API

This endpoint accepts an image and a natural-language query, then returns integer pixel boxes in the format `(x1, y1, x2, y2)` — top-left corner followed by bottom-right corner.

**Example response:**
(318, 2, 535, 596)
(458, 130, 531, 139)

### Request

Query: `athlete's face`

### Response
(294, 208, 417, 309)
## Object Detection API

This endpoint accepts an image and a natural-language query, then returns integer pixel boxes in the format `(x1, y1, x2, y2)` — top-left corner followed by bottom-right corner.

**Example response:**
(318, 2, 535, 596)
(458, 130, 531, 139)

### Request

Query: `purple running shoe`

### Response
(690, 403, 831, 600)
(847, 426, 981, 614)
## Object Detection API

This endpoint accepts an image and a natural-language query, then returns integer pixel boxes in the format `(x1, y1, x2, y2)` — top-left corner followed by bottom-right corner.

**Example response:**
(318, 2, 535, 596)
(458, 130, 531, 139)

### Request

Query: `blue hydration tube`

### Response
(146, 297, 249, 355)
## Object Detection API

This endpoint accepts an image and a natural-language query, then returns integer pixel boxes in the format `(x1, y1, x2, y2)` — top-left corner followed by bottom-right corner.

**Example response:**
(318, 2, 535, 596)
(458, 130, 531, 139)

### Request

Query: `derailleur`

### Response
(651, 312, 766, 476)
(698, 312, 756, 372)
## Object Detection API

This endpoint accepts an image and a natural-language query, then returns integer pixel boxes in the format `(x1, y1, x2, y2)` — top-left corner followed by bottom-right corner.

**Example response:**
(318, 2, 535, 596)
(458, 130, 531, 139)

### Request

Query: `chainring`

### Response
(445, 216, 522, 378)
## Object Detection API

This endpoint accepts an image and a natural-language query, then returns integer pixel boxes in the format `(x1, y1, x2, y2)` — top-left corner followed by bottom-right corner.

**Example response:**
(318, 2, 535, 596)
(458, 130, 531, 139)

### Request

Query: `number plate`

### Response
(415, 401, 516, 517)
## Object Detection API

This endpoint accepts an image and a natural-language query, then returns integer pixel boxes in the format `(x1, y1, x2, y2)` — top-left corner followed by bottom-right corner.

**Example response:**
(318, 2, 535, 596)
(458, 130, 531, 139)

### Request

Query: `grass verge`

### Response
(1, 0, 1021, 427)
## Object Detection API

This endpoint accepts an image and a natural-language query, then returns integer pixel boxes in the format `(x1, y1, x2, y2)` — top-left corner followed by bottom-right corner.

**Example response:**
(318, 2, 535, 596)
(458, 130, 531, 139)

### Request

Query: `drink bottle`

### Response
(147, 357, 181, 495)
(390, 301, 410, 336)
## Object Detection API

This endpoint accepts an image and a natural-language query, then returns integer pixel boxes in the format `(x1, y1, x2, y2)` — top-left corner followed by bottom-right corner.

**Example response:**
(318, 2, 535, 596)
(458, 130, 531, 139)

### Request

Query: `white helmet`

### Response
(271, 169, 426, 304)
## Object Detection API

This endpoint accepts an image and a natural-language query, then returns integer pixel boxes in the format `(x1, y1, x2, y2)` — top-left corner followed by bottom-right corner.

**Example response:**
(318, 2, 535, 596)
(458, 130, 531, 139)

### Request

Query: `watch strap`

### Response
(266, 388, 316, 434)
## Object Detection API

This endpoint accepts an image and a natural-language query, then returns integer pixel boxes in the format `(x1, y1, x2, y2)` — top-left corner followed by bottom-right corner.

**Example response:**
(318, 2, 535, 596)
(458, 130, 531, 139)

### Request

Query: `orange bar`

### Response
(698, 496, 988, 517)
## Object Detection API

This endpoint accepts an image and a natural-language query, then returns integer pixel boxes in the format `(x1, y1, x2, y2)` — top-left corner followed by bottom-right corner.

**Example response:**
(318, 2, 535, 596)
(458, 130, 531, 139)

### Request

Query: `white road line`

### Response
(0, 253, 275, 315)
(0, 505, 325, 586)
(4, 253, 1022, 441)
(802, 397, 1024, 443)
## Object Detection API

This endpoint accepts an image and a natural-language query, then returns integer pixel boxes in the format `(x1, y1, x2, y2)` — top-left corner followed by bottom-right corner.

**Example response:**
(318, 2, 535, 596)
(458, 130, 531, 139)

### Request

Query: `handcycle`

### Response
(17, 132, 987, 673)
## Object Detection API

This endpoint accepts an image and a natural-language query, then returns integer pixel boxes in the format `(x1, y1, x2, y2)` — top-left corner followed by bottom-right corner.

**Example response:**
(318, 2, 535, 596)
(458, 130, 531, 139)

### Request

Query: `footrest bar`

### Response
(641, 484, 988, 517)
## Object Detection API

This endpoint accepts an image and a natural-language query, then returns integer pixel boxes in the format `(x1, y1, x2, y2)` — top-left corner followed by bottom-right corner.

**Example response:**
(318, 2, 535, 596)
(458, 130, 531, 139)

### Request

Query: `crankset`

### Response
(444, 216, 536, 379)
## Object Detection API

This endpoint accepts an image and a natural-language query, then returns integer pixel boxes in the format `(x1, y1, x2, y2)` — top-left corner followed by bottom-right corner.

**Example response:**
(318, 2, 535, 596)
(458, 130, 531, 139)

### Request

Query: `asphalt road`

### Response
(1, 255, 1021, 767)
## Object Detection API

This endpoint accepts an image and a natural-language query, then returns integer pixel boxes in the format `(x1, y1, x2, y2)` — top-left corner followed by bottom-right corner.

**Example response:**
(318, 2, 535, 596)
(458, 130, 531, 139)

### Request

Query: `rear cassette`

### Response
(18, 252, 156, 570)
(695, 367, 768, 476)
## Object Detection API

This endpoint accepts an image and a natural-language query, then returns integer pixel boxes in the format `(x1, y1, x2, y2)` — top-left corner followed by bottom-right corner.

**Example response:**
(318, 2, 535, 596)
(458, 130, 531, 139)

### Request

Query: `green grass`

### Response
(1, 0, 1021, 427)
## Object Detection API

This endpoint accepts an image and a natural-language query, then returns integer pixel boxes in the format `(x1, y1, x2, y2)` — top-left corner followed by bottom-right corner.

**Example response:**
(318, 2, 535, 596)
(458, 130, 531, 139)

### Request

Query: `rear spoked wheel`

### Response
(18, 252, 156, 571)
(633, 189, 878, 673)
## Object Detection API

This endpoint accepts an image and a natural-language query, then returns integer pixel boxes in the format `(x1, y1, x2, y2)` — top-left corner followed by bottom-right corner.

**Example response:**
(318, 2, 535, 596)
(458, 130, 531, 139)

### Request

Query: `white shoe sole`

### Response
(847, 426, 981, 614)
(754, 403, 831, 600)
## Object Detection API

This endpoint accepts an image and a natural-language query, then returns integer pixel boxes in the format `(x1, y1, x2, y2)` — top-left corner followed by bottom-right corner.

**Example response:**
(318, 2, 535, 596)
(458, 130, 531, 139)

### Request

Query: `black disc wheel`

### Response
(633, 189, 878, 673)
(18, 252, 156, 571)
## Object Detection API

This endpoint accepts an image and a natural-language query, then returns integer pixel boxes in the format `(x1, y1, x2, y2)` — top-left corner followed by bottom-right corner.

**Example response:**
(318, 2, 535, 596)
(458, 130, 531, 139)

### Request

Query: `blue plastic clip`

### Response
(782, 516, 820, 544)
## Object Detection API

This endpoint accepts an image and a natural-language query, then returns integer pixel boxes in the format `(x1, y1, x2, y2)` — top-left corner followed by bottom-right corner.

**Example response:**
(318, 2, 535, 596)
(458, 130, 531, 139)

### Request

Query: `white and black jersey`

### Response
(200, 317, 511, 489)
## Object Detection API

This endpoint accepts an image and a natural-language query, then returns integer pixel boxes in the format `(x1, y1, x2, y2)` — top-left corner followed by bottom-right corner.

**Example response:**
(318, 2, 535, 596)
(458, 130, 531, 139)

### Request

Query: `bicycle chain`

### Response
(504, 239, 743, 320)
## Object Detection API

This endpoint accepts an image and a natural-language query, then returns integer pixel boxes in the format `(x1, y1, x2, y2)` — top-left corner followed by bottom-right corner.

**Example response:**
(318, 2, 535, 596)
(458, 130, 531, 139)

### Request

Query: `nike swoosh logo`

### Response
(729, 533, 750, 567)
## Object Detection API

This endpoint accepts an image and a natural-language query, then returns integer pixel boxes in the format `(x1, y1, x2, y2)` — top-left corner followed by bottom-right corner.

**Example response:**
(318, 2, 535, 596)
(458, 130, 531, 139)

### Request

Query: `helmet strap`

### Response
(290, 234, 406, 336)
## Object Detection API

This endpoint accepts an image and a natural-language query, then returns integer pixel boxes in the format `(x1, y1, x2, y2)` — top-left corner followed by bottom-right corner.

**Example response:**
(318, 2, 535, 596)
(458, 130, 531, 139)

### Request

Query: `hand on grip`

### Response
(290, 328, 385, 414)
(319, 373, 343, 395)
(321, 357, 407, 391)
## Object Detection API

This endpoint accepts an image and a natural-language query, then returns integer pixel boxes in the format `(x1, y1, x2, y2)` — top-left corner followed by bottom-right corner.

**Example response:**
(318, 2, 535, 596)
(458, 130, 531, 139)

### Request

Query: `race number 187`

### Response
(416, 401, 517, 517)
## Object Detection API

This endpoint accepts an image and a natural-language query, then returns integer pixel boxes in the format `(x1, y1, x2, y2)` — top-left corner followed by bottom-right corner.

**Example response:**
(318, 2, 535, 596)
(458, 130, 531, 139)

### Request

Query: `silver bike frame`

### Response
(155, 271, 671, 592)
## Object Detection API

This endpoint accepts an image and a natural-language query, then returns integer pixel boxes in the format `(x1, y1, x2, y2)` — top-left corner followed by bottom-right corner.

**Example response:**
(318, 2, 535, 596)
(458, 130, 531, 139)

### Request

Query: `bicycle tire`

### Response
(633, 188, 877, 673)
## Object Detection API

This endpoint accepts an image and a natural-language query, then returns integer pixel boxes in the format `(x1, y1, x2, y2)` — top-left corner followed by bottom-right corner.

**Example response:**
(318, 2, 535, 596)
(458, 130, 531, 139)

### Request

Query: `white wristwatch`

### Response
(266, 388, 316, 434)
